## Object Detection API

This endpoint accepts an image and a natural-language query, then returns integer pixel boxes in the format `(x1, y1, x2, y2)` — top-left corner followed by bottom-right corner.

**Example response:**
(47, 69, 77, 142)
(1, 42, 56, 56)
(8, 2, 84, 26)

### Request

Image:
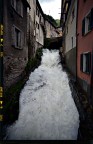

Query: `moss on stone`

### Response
(4, 48, 43, 125)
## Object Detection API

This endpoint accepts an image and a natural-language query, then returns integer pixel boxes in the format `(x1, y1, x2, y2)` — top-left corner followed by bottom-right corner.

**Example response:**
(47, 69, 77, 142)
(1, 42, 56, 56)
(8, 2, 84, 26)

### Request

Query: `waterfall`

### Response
(5, 49, 79, 140)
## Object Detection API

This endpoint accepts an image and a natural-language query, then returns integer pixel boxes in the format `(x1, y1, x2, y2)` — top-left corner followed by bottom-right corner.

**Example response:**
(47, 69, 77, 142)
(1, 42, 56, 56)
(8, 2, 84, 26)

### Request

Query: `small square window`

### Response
(85, 13, 91, 33)
(38, 24, 39, 29)
(82, 8, 93, 35)
(12, 25, 24, 49)
(15, 28, 21, 48)
(71, 37, 73, 48)
(80, 52, 91, 74)
(11, 0, 23, 17)
(72, 8, 75, 22)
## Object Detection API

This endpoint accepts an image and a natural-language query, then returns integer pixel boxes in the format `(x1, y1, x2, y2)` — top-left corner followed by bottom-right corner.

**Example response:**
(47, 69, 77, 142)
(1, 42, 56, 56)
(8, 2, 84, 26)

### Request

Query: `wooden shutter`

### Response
(82, 18, 85, 36)
(11, 25, 15, 47)
(90, 8, 93, 30)
(80, 54, 83, 71)
(87, 52, 91, 74)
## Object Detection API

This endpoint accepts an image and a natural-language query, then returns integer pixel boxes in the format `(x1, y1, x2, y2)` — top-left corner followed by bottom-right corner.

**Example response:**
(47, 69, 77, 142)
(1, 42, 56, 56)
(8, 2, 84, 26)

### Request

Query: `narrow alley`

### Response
(5, 49, 79, 140)
(1, 0, 93, 141)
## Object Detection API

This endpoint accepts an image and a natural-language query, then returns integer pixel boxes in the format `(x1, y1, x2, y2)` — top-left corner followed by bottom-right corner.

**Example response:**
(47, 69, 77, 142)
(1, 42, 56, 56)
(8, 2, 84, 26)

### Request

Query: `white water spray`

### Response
(6, 49, 79, 140)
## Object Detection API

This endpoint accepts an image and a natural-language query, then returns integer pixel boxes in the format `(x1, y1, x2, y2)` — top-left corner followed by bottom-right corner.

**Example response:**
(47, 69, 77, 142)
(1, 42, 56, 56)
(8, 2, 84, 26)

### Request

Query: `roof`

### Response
(45, 17, 57, 29)
(36, 0, 45, 18)
(36, 0, 57, 29)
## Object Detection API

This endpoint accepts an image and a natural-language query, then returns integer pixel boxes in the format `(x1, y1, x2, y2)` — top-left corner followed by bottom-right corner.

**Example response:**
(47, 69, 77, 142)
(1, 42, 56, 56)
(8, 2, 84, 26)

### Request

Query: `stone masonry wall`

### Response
(3, 0, 28, 89)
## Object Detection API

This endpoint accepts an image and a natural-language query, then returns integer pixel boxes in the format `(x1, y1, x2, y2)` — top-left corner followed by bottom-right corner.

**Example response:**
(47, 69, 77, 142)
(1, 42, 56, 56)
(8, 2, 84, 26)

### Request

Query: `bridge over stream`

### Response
(44, 36, 63, 50)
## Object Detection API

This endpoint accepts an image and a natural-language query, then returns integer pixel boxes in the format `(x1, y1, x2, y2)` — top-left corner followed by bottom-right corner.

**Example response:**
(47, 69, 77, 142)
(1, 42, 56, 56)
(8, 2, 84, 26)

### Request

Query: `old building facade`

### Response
(61, 0, 93, 106)
(61, 0, 77, 77)
(27, 0, 36, 58)
(35, 0, 45, 51)
(45, 19, 59, 38)
(3, 0, 30, 89)
(77, 0, 93, 105)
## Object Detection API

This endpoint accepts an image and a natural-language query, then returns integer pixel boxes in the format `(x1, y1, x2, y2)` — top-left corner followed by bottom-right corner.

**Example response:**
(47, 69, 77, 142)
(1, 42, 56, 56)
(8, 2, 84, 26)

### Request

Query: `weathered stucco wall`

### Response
(77, 0, 93, 105)
(65, 47, 76, 77)
(64, 0, 77, 77)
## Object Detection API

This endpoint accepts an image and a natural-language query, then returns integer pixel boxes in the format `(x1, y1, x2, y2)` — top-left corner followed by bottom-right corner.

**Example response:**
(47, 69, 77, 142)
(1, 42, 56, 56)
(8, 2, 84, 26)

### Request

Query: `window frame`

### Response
(12, 25, 23, 50)
(11, 0, 23, 17)
(82, 9, 93, 36)
(71, 37, 73, 48)
(80, 52, 91, 75)
(71, 8, 75, 22)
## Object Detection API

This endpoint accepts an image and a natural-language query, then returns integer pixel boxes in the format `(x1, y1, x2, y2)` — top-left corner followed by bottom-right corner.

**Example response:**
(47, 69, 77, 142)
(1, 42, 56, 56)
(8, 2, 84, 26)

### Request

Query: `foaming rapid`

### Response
(6, 49, 79, 140)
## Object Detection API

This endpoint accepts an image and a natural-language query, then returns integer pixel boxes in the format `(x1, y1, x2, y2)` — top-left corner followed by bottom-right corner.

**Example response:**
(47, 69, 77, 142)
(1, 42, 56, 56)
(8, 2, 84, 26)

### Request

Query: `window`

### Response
(20, 1, 23, 17)
(36, 8, 38, 15)
(15, 28, 21, 48)
(40, 15, 41, 22)
(80, 52, 91, 74)
(36, 33, 38, 39)
(66, 3, 68, 12)
(71, 37, 73, 48)
(38, 24, 39, 29)
(36, 22, 38, 28)
(11, 0, 23, 17)
(71, 8, 75, 22)
(12, 25, 24, 49)
(38, 10, 39, 17)
(34, 11, 35, 24)
(63, 14, 65, 22)
(82, 8, 93, 35)
(36, 22, 39, 29)
(36, 7, 39, 17)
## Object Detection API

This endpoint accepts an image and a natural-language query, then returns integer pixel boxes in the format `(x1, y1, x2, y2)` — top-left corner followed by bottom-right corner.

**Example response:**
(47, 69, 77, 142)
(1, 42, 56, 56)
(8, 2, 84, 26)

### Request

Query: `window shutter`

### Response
(11, 25, 15, 47)
(80, 54, 83, 71)
(88, 52, 91, 74)
(90, 8, 93, 30)
(82, 18, 85, 36)
(83, 54, 86, 72)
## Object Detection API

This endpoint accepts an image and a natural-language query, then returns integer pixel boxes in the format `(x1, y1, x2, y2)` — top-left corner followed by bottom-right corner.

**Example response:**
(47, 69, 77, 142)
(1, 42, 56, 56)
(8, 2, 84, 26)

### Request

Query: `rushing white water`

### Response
(6, 49, 79, 140)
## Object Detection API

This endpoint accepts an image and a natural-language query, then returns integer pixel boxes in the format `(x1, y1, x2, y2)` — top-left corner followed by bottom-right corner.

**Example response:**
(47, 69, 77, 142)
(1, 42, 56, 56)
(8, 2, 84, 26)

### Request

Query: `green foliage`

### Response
(4, 48, 43, 125)
(4, 78, 25, 124)
(56, 19, 60, 27)
(25, 48, 43, 73)
(44, 38, 52, 48)
(45, 14, 57, 27)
